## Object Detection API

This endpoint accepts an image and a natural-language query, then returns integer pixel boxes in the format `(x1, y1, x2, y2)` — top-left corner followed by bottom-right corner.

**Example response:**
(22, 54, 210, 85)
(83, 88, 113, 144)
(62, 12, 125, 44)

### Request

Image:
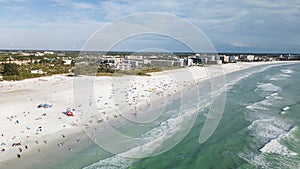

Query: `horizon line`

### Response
(0, 48, 300, 55)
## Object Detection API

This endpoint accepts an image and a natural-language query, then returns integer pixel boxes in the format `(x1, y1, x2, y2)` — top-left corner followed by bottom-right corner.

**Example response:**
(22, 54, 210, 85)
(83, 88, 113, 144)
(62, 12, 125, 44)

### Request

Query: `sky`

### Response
(0, 0, 299, 53)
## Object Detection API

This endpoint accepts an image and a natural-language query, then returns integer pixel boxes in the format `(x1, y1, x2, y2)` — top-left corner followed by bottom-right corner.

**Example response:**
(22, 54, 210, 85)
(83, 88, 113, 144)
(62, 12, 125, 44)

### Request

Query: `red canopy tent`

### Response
(66, 111, 74, 116)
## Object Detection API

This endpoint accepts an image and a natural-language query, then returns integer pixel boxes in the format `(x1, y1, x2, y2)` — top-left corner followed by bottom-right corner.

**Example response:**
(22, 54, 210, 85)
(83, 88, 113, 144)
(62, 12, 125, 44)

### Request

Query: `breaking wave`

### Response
(84, 103, 207, 169)
(241, 64, 299, 168)
(268, 68, 294, 81)
(260, 126, 297, 156)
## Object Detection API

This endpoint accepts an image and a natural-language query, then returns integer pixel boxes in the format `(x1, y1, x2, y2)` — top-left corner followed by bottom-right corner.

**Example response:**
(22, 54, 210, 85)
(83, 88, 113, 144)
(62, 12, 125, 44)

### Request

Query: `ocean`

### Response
(46, 62, 300, 169)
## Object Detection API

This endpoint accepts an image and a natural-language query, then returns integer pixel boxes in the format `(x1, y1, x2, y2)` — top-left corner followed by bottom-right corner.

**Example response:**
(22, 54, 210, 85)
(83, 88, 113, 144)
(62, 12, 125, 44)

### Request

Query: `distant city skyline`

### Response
(0, 0, 299, 53)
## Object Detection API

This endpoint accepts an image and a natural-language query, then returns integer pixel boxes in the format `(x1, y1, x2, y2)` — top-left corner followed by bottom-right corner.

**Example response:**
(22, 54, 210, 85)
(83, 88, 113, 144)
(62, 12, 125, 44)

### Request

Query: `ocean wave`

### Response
(280, 69, 294, 74)
(260, 135, 297, 156)
(254, 83, 282, 98)
(265, 92, 279, 99)
(280, 106, 291, 115)
(243, 93, 297, 168)
(83, 155, 134, 169)
(241, 127, 298, 169)
(267, 68, 294, 81)
(239, 151, 270, 169)
(226, 73, 253, 89)
(269, 73, 291, 81)
(234, 63, 298, 168)
(256, 83, 281, 92)
(247, 118, 291, 143)
(241, 117, 296, 168)
(84, 104, 202, 169)
(226, 64, 281, 89)
(246, 94, 281, 112)
(246, 103, 268, 111)
(282, 106, 290, 111)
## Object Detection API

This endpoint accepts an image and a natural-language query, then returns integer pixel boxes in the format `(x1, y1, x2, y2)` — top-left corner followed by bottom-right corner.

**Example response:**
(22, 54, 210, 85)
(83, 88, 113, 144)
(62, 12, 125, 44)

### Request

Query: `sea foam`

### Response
(280, 69, 294, 74)
(84, 105, 201, 169)
(256, 83, 281, 92)
(260, 127, 297, 156)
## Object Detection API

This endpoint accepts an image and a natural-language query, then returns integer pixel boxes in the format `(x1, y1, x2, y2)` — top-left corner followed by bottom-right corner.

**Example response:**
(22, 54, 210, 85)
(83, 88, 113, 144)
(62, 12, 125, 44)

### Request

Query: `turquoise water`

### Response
(49, 62, 300, 169)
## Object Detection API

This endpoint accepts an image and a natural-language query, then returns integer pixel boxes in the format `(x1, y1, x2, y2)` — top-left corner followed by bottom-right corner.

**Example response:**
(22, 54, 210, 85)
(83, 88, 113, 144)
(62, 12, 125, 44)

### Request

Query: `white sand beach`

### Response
(0, 62, 286, 166)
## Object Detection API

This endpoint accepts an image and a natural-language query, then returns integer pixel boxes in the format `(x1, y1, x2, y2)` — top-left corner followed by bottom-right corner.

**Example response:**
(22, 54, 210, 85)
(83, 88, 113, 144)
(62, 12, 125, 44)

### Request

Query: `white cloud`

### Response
(0, 0, 26, 2)
(0, 0, 299, 52)
(98, 0, 249, 32)
(50, 0, 96, 10)
(243, 0, 300, 21)
(96, 0, 300, 34)
(98, 0, 185, 20)
(13, 0, 26, 2)
(0, 18, 105, 50)
(245, 0, 300, 9)
(231, 42, 254, 48)
(82, 13, 216, 52)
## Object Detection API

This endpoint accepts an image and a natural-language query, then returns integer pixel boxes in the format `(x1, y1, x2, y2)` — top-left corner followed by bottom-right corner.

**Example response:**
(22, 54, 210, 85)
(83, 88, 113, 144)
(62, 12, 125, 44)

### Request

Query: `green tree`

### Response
(97, 64, 115, 73)
(2, 63, 19, 76)
(0, 64, 3, 73)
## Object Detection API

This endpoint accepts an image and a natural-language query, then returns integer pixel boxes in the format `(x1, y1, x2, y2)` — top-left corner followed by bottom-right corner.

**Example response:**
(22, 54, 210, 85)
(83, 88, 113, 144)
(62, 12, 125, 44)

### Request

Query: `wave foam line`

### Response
(260, 126, 297, 156)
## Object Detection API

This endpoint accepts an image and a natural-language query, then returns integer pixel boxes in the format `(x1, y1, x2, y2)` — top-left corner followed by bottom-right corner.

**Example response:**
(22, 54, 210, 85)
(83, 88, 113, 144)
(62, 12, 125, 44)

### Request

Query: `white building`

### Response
(22, 52, 31, 56)
(150, 60, 174, 67)
(246, 55, 255, 61)
(44, 51, 54, 55)
(31, 70, 44, 74)
(123, 60, 143, 68)
(116, 63, 131, 71)
(35, 52, 45, 57)
(178, 59, 185, 67)
(187, 58, 194, 66)
(144, 59, 151, 65)
(63, 59, 72, 65)
(222, 55, 230, 63)
(125, 55, 143, 60)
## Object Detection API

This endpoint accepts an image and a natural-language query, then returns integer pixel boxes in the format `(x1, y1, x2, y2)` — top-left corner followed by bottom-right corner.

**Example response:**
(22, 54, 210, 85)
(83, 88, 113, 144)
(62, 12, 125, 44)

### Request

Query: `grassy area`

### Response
(136, 67, 162, 76)
(96, 73, 115, 76)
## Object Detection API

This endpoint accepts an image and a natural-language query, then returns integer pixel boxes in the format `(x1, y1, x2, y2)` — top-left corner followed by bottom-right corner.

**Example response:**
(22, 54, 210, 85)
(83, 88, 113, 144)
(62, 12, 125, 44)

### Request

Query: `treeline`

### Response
(0, 62, 73, 81)
(0, 53, 78, 62)
(1, 62, 164, 81)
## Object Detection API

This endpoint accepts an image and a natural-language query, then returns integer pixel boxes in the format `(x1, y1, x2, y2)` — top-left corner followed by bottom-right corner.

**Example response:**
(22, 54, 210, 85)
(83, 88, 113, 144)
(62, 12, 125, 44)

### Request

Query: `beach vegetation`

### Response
(0, 62, 72, 80)
(2, 63, 19, 76)
(97, 64, 115, 74)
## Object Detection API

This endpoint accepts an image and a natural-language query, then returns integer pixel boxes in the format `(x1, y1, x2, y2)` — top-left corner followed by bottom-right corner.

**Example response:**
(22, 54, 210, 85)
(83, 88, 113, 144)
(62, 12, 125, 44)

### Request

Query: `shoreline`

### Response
(0, 61, 297, 168)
